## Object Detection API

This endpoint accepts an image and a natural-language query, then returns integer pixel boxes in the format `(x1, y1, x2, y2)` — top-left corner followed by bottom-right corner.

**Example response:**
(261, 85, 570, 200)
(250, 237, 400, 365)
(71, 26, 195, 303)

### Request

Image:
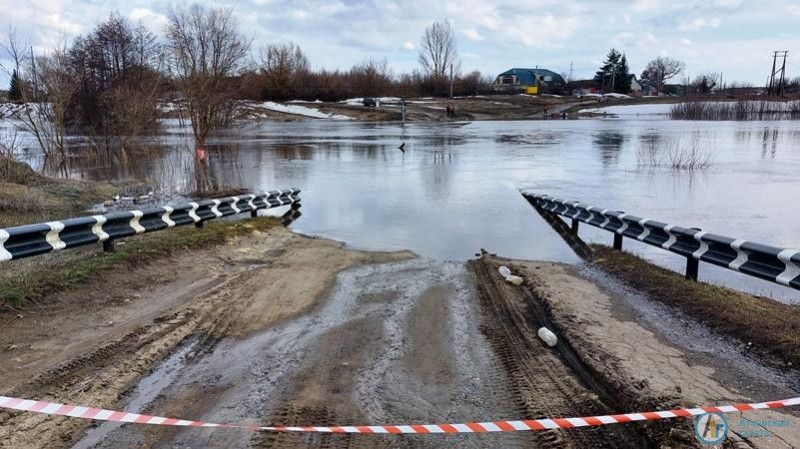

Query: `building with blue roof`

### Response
(493, 68, 567, 94)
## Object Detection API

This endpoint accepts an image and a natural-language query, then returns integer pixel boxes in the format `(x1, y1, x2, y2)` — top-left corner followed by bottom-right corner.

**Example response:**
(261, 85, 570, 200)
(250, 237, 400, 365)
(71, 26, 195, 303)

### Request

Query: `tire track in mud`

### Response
(468, 256, 652, 448)
(252, 259, 538, 449)
(0, 271, 245, 449)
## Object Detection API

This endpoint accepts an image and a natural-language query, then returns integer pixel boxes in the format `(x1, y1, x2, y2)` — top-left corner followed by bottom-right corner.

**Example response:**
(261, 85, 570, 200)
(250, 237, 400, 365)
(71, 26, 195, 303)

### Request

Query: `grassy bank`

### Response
(592, 244, 800, 368)
(0, 160, 118, 228)
(0, 218, 281, 309)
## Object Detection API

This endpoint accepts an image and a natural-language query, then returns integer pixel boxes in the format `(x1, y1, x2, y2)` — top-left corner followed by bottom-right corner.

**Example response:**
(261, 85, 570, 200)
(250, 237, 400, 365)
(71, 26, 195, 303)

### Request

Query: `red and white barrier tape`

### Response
(1, 395, 798, 434)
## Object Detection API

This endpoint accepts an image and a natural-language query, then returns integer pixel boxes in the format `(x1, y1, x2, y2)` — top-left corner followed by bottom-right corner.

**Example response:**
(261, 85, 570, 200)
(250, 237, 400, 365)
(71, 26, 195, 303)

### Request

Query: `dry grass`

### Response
(0, 172, 118, 228)
(636, 132, 717, 171)
(0, 217, 281, 309)
(592, 244, 800, 368)
(670, 98, 800, 120)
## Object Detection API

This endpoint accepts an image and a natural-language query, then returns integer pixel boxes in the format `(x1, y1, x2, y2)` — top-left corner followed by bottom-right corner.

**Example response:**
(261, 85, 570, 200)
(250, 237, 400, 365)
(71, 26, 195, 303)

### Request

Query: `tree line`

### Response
(1, 8, 494, 166)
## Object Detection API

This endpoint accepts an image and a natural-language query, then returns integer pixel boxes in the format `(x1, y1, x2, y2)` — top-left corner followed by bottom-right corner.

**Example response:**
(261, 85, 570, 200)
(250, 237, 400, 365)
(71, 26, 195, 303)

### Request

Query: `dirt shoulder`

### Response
(0, 224, 411, 448)
(495, 255, 800, 448)
(591, 244, 800, 369)
(469, 255, 666, 448)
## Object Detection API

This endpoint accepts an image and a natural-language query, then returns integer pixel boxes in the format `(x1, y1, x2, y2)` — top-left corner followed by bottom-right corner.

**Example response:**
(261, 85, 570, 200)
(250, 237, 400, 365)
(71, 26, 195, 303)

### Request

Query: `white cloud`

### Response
(463, 28, 484, 41)
(2, 0, 798, 86)
(678, 17, 722, 31)
(128, 8, 169, 30)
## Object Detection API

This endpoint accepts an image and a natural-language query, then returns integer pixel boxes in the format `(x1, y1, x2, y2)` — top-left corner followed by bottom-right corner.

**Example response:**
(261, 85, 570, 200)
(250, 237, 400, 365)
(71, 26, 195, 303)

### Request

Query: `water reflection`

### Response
(593, 131, 627, 166)
(10, 118, 800, 301)
(280, 204, 303, 227)
(761, 127, 779, 159)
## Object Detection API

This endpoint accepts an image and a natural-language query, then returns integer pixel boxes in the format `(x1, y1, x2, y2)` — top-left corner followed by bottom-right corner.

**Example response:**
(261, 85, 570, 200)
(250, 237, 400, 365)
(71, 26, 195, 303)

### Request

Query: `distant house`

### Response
(663, 84, 685, 96)
(568, 79, 600, 96)
(628, 74, 642, 96)
(638, 79, 658, 96)
(493, 68, 567, 94)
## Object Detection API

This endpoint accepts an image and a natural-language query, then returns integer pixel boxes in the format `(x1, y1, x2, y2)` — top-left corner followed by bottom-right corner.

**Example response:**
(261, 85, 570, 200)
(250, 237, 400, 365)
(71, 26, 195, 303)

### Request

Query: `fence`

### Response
(522, 192, 800, 291)
(0, 189, 301, 262)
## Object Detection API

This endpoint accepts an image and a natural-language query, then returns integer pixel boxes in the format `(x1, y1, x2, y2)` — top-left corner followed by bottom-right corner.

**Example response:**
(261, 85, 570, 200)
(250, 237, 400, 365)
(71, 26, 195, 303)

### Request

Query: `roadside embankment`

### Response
(0, 160, 117, 229)
(0, 217, 282, 309)
(591, 244, 800, 369)
(486, 253, 800, 448)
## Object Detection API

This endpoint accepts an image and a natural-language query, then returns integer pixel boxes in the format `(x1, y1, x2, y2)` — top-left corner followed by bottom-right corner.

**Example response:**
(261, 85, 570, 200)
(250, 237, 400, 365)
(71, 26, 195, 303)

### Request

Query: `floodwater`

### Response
(5, 116, 800, 301)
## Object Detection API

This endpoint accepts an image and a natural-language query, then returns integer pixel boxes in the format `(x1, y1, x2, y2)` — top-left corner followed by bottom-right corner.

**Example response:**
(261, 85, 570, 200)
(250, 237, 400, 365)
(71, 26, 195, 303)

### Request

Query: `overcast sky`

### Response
(2, 0, 799, 86)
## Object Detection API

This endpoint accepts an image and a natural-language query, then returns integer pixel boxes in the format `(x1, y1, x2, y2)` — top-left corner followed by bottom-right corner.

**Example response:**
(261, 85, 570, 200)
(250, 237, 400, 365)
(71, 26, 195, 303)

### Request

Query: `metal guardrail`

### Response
(522, 191, 800, 290)
(0, 189, 301, 262)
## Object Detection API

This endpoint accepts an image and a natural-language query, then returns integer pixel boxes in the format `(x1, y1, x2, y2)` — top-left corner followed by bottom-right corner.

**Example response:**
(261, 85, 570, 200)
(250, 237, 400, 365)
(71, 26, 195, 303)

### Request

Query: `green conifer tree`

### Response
(8, 69, 23, 102)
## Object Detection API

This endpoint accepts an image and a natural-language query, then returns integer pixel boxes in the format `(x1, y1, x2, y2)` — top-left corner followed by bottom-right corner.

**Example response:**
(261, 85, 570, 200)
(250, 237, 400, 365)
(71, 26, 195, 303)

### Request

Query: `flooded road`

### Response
(9, 117, 800, 300)
(71, 259, 538, 448)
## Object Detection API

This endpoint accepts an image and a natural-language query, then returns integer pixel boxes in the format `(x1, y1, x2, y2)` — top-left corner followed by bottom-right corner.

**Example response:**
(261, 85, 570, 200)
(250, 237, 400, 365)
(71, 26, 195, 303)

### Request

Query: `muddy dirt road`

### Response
(0, 227, 797, 448)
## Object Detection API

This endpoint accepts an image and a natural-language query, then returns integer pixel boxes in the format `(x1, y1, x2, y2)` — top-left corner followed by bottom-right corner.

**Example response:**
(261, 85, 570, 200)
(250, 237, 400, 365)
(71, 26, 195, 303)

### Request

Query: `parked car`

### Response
(362, 97, 377, 107)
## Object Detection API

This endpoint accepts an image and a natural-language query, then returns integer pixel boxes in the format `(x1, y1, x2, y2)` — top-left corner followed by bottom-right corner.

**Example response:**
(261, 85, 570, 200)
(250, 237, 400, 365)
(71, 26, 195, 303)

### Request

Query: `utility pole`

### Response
(568, 61, 574, 83)
(768, 51, 789, 96)
(768, 51, 777, 94)
(610, 64, 617, 94)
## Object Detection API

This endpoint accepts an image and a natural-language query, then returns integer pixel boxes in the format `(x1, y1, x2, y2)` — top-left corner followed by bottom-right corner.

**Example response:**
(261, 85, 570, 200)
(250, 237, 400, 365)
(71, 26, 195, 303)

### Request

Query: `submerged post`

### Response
(686, 257, 699, 281)
(613, 233, 623, 250)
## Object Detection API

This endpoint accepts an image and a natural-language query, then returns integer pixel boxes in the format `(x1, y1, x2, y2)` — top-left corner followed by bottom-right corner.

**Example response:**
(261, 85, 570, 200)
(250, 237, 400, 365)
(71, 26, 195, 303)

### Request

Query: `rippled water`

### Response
(7, 117, 800, 301)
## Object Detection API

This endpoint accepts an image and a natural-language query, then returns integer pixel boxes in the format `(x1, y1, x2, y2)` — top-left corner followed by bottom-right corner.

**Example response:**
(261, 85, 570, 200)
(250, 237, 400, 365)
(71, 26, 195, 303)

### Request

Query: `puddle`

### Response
(70, 338, 199, 449)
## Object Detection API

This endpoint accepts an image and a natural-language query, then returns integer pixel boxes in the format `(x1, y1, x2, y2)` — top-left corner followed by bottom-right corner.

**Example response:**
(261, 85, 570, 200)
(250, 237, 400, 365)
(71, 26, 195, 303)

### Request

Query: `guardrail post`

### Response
(686, 257, 699, 281)
(571, 219, 579, 233)
(613, 233, 623, 250)
(195, 221, 204, 229)
(102, 240, 115, 253)
(251, 210, 258, 218)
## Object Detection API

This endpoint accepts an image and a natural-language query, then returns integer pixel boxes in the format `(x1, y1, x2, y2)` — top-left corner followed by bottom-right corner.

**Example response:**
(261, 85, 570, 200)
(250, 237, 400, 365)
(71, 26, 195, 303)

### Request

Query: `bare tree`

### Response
(1, 29, 79, 171)
(419, 19, 460, 95)
(348, 58, 392, 97)
(69, 15, 164, 156)
(259, 42, 309, 100)
(640, 57, 685, 94)
(458, 70, 492, 96)
(0, 25, 27, 80)
(692, 72, 720, 94)
(166, 4, 250, 149)
(25, 40, 80, 170)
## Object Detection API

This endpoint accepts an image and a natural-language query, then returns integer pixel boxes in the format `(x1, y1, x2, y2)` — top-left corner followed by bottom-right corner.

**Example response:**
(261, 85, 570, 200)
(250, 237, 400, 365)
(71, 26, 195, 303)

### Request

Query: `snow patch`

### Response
(341, 97, 402, 105)
(580, 104, 673, 115)
(255, 101, 352, 120)
(602, 93, 632, 99)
